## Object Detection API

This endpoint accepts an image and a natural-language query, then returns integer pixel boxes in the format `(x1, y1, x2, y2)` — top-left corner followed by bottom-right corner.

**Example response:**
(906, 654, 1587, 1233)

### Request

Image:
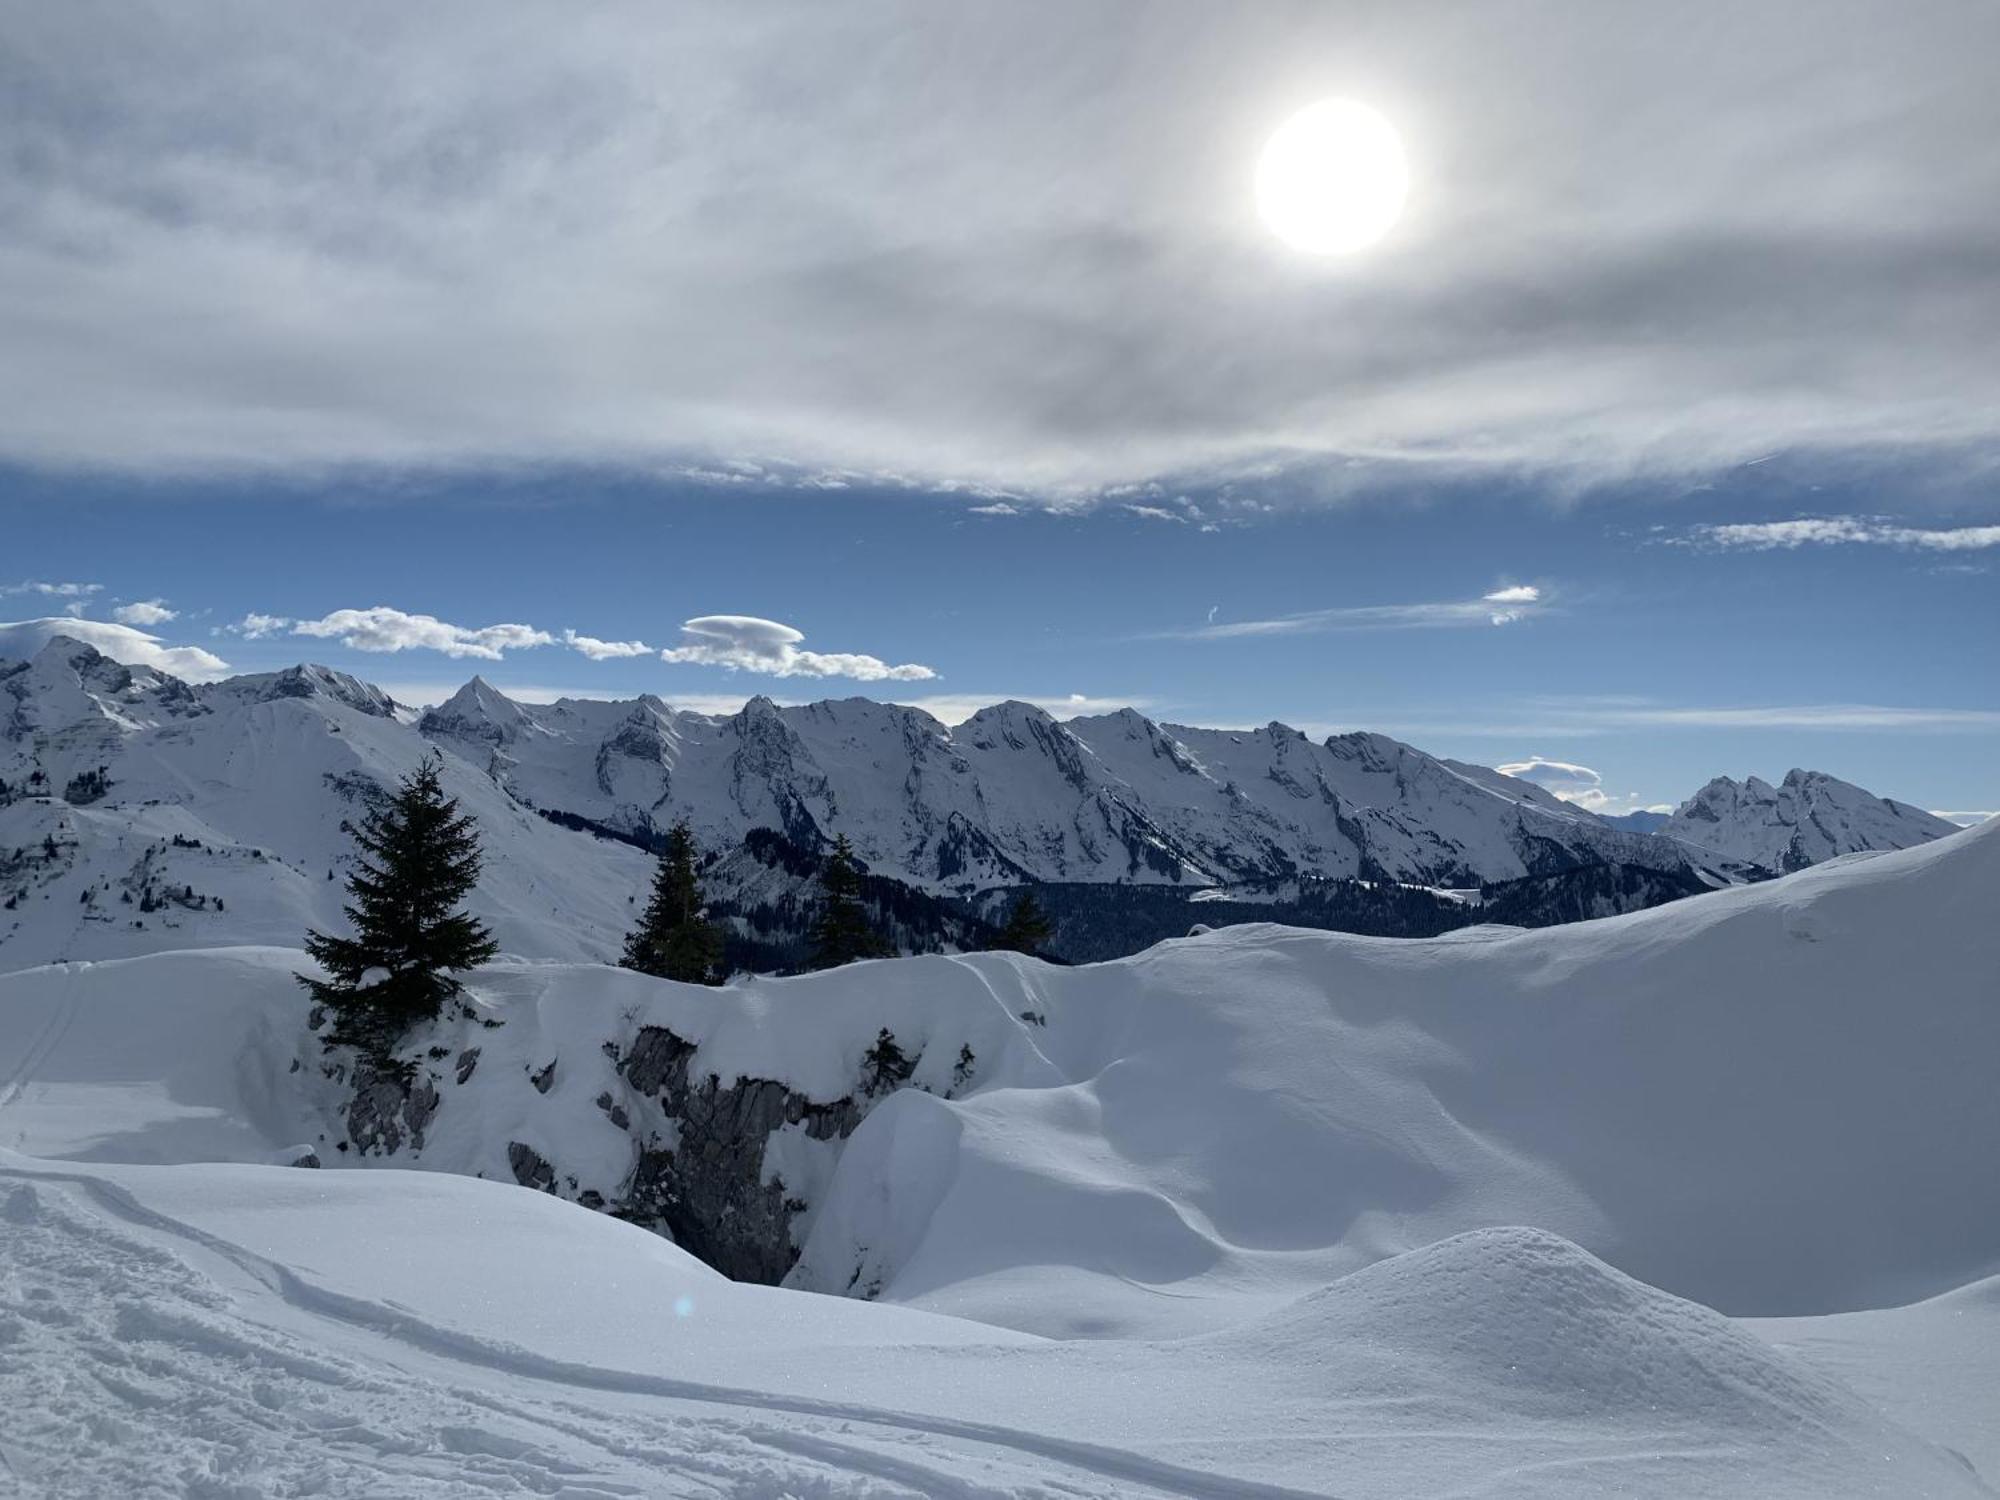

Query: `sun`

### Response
(1255, 100, 1409, 255)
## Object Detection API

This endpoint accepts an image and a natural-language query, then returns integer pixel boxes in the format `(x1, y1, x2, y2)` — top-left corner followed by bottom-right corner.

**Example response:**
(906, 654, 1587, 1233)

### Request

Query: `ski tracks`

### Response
(0, 965, 82, 1125)
(0, 1160, 1345, 1500)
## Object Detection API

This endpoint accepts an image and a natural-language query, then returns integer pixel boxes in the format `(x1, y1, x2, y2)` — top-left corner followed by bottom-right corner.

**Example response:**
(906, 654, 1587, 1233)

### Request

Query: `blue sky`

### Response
(8, 461, 1995, 816)
(5, 4, 1997, 818)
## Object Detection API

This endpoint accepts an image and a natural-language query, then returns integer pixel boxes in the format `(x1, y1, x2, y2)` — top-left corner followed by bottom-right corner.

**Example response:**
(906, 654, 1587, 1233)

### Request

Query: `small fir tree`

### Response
(995, 887, 1053, 955)
(298, 755, 497, 1061)
(621, 821, 724, 984)
(809, 834, 887, 969)
(862, 1028, 914, 1096)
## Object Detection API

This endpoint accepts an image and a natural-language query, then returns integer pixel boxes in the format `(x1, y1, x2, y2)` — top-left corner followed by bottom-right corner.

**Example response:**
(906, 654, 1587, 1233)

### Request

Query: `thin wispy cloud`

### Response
(1, 581, 100, 599)
(1685, 517, 2000, 552)
(659, 616, 936, 682)
(1170, 586, 1543, 640)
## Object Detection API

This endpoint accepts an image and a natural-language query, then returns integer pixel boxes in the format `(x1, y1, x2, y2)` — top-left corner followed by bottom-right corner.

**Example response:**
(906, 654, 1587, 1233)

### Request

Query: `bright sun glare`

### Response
(1256, 99, 1408, 255)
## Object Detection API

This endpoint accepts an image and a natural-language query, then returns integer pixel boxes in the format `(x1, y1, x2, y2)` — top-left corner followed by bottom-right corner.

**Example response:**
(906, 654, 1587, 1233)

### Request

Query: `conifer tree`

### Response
(298, 755, 497, 1060)
(621, 821, 724, 983)
(996, 887, 1053, 956)
(809, 833, 887, 969)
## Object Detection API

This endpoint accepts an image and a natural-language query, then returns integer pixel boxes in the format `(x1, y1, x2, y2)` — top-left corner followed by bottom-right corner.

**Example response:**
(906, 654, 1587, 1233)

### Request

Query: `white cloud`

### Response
(1492, 754, 1656, 812)
(968, 502, 1020, 517)
(1124, 505, 1185, 523)
(1, 580, 100, 599)
(562, 629, 652, 661)
(1165, 589, 1548, 640)
(1497, 755, 1602, 800)
(232, 613, 292, 639)
(287, 607, 555, 660)
(659, 615, 936, 682)
(892, 691, 1156, 724)
(1687, 517, 2000, 552)
(0, 617, 231, 681)
(1932, 811, 1995, 827)
(112, 599, 178, 626)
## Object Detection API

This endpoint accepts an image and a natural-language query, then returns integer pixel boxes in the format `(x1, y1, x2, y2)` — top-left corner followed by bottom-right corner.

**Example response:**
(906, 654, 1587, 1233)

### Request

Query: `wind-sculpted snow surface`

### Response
(0, 1159, 1990, 1499)
(796, 819, 2000, 1332)
(0, 823, 1997, 1493)
(3, 819, 1996, 1330)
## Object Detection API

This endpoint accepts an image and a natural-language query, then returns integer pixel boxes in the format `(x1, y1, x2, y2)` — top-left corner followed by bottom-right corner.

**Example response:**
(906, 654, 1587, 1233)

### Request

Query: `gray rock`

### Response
(507, 1141, 556, 1192)
(345, 1061, 439, 1156)
(615, 1024, 867, 1284)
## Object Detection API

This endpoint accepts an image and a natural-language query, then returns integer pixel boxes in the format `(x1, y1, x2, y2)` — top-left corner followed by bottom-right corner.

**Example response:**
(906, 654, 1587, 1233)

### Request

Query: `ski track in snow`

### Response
(0, 1163, 1341, 1500)
(0, 966, 77, 1121)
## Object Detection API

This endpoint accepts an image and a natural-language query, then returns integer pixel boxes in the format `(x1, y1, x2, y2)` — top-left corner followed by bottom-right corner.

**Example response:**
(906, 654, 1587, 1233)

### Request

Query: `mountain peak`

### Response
(1665, 766, 1958, 872)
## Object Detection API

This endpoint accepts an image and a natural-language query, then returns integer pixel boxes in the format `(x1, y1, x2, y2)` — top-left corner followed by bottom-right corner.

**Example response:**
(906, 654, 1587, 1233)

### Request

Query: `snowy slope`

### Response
(1, 640, 653, 969)
(795, 819, 2000, 1334)
(1665, 766, 1960, 870)
(2, 1156, 1989, 1499)
(5, 819, 1996, 1337)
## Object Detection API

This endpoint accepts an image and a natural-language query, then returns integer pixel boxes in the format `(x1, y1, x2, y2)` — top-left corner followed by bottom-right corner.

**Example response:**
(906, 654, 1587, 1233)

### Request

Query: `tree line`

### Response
(301, 755, 1053, 1063)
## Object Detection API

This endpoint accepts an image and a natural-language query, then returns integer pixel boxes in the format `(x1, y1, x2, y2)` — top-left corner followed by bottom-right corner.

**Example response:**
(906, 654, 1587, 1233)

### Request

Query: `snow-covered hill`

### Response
(2, 819, 1996, 1496)
(6, 817, 1995, 1323)
(8, 1159, 1987, 1499)
(1664, 766, 1961, 870)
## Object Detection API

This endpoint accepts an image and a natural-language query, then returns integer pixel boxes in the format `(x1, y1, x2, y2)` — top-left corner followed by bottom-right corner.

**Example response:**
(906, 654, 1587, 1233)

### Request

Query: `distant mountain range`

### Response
(0, 633, 1965, 969)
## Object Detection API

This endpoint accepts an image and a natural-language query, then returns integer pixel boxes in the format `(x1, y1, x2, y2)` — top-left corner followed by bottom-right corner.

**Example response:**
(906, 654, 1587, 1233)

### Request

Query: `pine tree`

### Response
(809, 834, 887, 969)
(995, 887, 1053, 955)
(621, 821, 724, 984)
(861, 1027, 913, 1096)
(297, 755, 497, 1060)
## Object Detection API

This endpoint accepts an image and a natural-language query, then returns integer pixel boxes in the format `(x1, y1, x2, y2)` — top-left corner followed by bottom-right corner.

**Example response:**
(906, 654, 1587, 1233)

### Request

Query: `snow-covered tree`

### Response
(298, 755, 497, 1060)
(621, 821, 724, 984)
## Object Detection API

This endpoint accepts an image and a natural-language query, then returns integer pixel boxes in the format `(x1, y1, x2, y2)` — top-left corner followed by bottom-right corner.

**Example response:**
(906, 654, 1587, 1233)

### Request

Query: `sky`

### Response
(3, 1, 1996, 818)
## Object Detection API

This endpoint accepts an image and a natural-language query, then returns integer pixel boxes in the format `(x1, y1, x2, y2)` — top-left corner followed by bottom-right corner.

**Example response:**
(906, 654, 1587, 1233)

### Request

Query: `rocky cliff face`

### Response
(305, 961, 982, 1286)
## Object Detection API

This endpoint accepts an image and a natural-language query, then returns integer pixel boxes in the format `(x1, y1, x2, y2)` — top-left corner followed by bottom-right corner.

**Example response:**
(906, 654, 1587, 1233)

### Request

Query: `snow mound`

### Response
(1222, 1226, 1852, 1425)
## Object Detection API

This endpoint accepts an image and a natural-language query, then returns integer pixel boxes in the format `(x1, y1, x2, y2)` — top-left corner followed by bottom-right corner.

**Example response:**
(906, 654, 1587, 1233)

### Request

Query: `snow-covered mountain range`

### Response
(0, 633, 1963, 969)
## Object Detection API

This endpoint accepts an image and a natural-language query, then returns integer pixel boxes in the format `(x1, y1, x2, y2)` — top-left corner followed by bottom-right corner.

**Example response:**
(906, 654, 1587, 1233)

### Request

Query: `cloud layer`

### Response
(5, 4, 1999, 495)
